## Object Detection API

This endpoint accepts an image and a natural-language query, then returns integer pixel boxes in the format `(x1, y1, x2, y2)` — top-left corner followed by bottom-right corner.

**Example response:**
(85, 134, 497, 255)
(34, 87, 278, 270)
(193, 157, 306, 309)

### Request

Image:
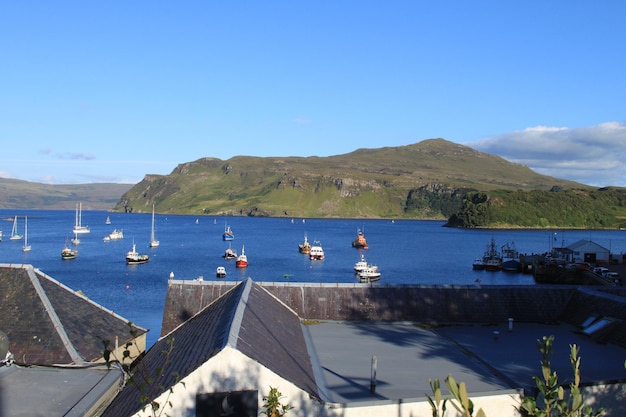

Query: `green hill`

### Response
(0, 178, 133, 210)
(114, 138, 592, 224)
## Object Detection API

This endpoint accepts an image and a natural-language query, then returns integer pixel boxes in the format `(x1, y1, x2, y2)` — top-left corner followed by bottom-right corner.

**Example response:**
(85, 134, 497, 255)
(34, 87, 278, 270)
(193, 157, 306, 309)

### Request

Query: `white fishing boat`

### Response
(9, 216, 22, 240)
(309, 241, 325, 260)
(216, 266, 227, 278)
(22, 216, 31, 252)
(358, 266, 381, 283)
(354, 253, 369, 272)
(149, 204, 159, 248)
(126, 243, 149, 264)
(103, 229, 124, 242)
(72, 203, 90, 234)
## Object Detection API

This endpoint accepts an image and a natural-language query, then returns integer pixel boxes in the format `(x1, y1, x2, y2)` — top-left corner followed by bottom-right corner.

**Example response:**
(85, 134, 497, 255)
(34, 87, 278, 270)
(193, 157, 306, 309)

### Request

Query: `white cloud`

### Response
(56, 152, 96, 160)
(468, 122, 626, 187)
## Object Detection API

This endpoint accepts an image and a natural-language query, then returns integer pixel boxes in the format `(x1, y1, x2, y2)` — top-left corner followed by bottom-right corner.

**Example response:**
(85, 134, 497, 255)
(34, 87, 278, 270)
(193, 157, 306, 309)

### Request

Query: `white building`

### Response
(567, 239, 611, 264)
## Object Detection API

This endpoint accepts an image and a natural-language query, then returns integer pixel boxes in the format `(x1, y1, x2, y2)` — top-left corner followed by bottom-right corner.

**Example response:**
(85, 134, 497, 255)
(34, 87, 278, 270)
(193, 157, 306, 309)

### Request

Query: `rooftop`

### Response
(306, 320, 626, 404)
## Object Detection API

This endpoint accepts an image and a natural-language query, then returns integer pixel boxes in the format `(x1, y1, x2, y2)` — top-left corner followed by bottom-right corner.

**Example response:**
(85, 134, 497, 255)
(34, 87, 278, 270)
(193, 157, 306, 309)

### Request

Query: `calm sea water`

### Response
(3, 209, 626, 346)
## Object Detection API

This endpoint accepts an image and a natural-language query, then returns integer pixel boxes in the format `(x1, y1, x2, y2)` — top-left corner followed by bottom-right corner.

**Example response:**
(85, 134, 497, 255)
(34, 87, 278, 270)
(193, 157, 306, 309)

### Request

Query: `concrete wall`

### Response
(162, 281, 577, 336)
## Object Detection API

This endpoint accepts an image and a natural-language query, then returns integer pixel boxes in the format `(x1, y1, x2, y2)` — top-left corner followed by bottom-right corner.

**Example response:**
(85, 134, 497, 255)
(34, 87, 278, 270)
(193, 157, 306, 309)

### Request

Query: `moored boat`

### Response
(61, 245, 78, 260)
(358, 266, 381, 283)
(22, 216, 31, 252)
(223, 225, 234, 241)
(9, 216, 22, 240)
(236, 246, 248, 268)
(103, 229, 124, 242)
(72, 203, 90, 234)
(149, 204, 159, 248)
(354, 253, 369, 272)
(298, 234, 311, 254)
(126, 243, 149, 264)
(223, 244, 237, 260)
(309, 241, 325, 260)
(352, 229, 368, 249)
(482, 237, 502, 271)
(472, 258, 485, 270)
(501, 241, 521, 272)
(216, 266, 226, 277)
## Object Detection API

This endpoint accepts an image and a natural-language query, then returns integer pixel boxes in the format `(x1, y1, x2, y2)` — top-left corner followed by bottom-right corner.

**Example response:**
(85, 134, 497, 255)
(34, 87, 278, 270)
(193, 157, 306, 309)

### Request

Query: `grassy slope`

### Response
(115, 139, 589, 218)
(0, 178, 133, 210)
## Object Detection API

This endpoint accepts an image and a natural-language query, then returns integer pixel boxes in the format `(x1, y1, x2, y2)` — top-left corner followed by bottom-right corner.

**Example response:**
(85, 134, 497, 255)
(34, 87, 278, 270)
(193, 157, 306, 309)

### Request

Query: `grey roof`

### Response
(0, 264, 147, 365)
(568, 239, 610, 252)
(0, 263, 141, 416)
(102, 278, 319, 417)
(107, 278, 626, 416)
(305, 320, 626, 404)
(0, 364, 123, 417)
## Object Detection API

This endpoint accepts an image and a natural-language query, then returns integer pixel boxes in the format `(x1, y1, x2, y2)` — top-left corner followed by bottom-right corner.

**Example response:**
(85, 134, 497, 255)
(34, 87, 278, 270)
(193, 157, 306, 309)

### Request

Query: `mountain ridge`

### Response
(0, 178, 133, 210)
(113, 138, 589, 219)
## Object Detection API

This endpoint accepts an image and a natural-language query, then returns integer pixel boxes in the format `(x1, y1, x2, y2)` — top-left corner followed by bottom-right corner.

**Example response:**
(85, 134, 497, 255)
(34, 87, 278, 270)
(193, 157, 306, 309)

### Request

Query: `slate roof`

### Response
(568, 239, 610, 253)
(0, 264, 146, 365)
(102, 278, 319, 417)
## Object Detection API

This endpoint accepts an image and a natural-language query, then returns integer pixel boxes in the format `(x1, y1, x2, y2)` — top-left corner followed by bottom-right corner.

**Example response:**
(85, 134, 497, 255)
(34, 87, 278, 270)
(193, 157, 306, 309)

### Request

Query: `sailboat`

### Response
(9, 216, 22, 240)
(22, 216, 31, 252)
(72, 203, 90, 234)
(71, 231, 80, 245)
(105, 215, 111, 225)
(149, 204, 159, 248)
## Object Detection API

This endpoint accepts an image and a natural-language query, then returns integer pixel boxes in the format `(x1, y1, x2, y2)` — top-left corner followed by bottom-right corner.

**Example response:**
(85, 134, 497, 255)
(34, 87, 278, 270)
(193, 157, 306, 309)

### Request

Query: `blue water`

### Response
(3, 209, 626, 347)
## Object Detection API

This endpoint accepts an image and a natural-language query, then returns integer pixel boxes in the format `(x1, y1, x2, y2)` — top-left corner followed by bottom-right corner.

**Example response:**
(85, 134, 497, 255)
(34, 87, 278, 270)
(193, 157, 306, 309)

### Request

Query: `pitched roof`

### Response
(102, 278, 319, 417)
(567, 239, 610, 252)
(0, 264, 146, 365)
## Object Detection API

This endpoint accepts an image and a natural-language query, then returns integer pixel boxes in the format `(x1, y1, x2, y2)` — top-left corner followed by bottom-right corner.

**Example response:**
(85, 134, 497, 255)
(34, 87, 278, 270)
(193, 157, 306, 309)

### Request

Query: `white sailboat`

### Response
(22, 216, 31, 252)
(71, 231, 80, 245)
(149, 204, 159, 248)
(72, 203, 90, 234)
(9, 216, 22, 240)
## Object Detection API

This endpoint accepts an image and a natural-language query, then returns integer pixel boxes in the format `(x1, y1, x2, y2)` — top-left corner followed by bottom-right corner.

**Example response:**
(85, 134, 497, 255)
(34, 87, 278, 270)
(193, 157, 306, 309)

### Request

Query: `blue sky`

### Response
(2, 1, 626, 187)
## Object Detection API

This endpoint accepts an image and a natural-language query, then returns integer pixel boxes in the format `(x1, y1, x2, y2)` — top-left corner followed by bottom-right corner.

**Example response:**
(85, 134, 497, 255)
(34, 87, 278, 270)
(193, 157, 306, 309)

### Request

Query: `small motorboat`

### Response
(472, 258, 485, 270)
(216, 266, 226, 278)
(61, 239, 78, 260)
(309, 241, 324, 260)
(223, 245, 237, 260)
(354, 254, 369, 272)
(358, 266, 381, 283)
(103, 229, 124, 242)
(61, 247, 78, 260)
